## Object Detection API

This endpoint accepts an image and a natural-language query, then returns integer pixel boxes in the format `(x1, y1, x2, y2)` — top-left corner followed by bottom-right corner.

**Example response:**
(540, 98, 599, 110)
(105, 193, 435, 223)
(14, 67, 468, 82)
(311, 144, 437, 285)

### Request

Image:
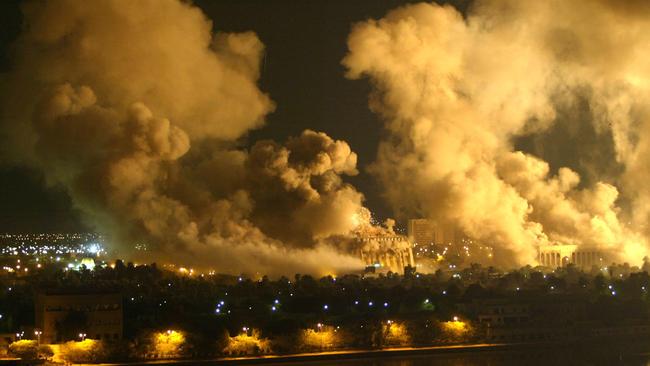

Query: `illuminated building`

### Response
(538, 244, 603, 269)
(407, 219, 458, 245)
(407, 219, 493, 267)
(35, 291, 122, 343)
(357, 234, 415, 274)
(407, 219, 436, 245)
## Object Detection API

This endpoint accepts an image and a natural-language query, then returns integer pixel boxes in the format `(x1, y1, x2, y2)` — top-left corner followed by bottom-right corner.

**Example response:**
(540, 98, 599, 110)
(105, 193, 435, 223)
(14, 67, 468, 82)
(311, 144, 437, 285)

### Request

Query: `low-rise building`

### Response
(35, 291, 122, 343)
(465, 295, 592, 342)
(538, 244, 604, 269)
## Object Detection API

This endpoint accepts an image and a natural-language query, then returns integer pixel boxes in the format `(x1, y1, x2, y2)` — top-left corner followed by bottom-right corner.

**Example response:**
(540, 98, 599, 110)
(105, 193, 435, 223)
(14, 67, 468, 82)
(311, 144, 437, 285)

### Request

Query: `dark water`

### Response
(262, 343, 650, 366)
(284, 353, 647, 366)
(264, 353, 648, 366)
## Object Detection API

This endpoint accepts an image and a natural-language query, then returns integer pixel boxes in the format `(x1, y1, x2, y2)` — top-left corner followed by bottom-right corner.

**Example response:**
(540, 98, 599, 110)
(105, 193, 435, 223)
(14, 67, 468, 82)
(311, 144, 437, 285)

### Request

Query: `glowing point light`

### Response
(323, 304, 329, 310)
(154, 329, 185, 357)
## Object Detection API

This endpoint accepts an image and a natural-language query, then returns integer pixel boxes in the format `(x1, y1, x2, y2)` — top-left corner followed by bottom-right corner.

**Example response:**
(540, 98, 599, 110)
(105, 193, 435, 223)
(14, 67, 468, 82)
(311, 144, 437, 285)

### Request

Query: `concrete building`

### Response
(407, 219, 459, 246)
(477, 300, 531, 326)
(35, 291, 122, 343)
(407, 219, 436, 245)
(467, 296, 589, 343)
(407, 219, 495, 268)
(538, 244, 603, 269)
(357, 234, 415, 274)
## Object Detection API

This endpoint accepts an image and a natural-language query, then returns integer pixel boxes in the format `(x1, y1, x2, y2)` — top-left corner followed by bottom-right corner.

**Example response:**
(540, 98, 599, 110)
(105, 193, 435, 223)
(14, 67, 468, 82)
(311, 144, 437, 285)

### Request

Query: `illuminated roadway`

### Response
(85, 343, 510, 365)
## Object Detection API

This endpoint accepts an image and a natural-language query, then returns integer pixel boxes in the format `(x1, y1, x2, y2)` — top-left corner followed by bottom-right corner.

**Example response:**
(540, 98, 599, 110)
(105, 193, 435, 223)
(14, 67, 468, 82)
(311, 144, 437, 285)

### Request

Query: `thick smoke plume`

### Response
(0, 0, 367, 275)
(344, 0, 650, 266)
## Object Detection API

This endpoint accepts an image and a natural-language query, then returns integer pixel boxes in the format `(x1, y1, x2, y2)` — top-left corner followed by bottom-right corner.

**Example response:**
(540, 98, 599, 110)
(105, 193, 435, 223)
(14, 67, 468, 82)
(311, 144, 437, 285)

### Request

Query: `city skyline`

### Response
(4, 2, 650, 363)
(1, 0, 650, 275)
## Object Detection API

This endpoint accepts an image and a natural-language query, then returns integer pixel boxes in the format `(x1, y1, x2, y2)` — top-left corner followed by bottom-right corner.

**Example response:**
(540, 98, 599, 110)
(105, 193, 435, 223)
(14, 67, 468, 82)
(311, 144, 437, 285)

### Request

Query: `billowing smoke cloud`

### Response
(0, 0, 367, 275)
(343, 0, 650, 266)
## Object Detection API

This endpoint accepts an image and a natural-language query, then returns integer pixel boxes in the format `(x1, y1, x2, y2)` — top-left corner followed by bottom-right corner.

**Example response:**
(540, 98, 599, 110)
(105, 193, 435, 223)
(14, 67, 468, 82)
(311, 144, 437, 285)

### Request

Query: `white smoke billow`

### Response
(4, 0, 650, 274)
(0, 0, 368, 275)
(343, 0, 650, 266)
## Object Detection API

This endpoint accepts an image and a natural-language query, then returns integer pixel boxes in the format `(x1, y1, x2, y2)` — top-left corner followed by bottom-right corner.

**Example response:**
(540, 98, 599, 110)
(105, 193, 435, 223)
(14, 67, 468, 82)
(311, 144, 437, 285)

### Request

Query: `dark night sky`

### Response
(0, 0, 469, 233)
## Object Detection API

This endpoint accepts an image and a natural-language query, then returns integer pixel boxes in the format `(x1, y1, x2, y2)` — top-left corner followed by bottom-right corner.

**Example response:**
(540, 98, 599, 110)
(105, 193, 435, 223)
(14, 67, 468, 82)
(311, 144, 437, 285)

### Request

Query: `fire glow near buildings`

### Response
(356, 233, 415, 274)
(1, 0, 649, 280)
(537, 244, 605, 270)
(407, 219, 495, 271)
(408, 219, 459, 247)
(4, 0, 650, 363)
(0, 228, 617, 277)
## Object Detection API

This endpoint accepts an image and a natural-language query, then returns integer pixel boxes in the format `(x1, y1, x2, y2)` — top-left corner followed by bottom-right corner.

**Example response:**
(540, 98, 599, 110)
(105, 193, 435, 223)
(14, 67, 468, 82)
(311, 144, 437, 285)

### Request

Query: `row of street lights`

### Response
(14, 329, 88, 344)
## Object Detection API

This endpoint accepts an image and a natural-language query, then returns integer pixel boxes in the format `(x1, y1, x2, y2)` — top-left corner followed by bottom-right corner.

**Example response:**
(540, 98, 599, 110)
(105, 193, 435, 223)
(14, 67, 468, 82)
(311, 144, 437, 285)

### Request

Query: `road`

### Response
(86, 343, 511, 366)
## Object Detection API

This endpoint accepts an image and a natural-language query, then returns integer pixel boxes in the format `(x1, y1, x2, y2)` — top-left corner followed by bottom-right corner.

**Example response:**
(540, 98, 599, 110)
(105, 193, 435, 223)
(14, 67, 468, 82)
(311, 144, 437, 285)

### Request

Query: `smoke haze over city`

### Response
(2, 0, 650, 274)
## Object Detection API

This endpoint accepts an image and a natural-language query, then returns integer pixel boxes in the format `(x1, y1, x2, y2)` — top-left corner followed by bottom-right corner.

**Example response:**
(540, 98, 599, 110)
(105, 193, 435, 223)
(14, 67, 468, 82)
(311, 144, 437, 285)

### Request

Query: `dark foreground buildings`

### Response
(35, 291, 122, 343)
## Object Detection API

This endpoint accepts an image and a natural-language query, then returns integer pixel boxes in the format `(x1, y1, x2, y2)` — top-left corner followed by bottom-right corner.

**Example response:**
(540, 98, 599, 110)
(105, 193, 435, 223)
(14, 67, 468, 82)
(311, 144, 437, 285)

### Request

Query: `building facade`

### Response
(468, 296, 589, 343)
(407, 219, 459, 246)
(35, 292, 122, 343)
(538, 244, 603, 269)
(357, 235, 415, 273)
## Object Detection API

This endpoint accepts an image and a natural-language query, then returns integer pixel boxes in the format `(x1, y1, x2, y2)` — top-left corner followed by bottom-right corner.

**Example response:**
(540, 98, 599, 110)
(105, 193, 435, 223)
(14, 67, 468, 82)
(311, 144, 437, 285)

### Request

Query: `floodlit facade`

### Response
(407, 219, 458, 245)
(538, 244, 603, 269)
(407, 219, 436, 245)
(35, 292, 123, 343)
(407, 219, 494, 267)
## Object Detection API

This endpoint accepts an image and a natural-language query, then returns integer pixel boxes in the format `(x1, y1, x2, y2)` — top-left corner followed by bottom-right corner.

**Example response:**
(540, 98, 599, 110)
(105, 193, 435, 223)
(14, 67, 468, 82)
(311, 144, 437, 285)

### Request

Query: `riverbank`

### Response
(85, 343, 532, 366)
(85, 336, 650, 366)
